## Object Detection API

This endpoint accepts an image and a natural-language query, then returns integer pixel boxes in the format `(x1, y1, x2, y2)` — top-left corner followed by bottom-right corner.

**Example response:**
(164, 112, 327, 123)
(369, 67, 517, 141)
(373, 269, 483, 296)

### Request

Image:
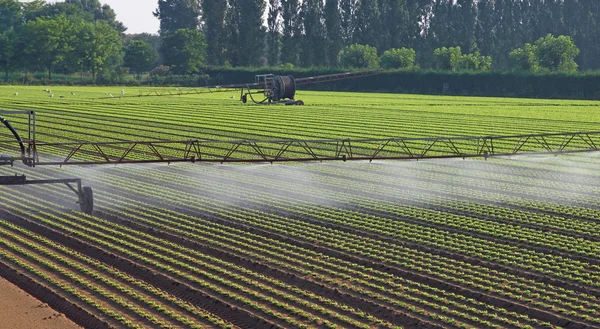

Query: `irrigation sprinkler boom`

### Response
(2, 109, 600, 216)
(26, 131, 600, 166)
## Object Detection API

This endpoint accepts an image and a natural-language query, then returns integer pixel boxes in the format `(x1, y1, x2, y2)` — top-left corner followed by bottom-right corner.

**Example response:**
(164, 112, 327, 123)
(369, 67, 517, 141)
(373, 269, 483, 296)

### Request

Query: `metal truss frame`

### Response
(17, 131, 600, 166)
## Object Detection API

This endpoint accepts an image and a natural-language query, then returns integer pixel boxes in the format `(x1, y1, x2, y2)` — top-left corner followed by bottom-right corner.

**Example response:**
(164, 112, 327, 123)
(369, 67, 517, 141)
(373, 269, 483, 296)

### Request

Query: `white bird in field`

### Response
(50, 94, 54, 98)
(121, 89, 125, 95)
(109, 94, 114, 98)
(59, 95, 64, 98)
(71, 92, 75, 96)
(14, 92, 18, 96)
(230, 95, 235, 99)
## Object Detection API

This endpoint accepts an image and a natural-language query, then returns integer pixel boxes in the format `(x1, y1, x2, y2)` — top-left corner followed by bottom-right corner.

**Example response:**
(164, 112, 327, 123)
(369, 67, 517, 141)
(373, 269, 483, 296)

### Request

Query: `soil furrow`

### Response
(0, 259, 115, 329)
(0, 210, 285, 329)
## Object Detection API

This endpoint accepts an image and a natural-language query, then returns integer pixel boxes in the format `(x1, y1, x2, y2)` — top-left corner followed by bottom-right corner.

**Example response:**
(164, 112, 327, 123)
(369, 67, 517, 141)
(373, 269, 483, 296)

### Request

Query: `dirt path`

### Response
(0, 275, 82, 329)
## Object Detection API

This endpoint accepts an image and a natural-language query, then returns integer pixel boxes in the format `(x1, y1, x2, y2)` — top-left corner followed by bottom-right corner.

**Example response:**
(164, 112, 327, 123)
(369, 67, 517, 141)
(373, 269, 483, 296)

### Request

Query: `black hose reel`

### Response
(269, 75, 303, 105)
(241, 74, 304, 105)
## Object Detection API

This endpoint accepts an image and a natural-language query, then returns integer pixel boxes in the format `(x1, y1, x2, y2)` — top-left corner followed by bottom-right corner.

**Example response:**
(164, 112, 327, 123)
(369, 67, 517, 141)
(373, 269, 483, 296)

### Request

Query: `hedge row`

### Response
(203, 68, 600, 100)
(4, 68, 600, 100)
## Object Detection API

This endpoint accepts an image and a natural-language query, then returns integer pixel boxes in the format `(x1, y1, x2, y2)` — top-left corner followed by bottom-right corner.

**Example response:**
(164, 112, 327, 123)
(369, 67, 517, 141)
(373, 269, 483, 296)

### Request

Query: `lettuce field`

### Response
(0, 86, 599, 329)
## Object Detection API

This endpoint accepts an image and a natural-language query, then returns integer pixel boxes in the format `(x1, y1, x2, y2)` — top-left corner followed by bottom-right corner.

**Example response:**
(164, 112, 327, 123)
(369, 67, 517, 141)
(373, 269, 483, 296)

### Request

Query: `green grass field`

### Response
(0, 86, 599, 329)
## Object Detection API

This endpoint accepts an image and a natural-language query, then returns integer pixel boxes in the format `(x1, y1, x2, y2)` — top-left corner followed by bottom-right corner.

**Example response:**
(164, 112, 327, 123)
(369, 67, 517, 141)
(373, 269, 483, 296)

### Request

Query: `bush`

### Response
(509, 35, 579, 73)
(280, 62, 295, 70)
(434, 47, 491, 71)
(380, 48, 416, 69)
(433, 47, 462, 71)
(509, 43, 538, 71)
(338, 44, 380, 69)
(458, 51, 492, 71)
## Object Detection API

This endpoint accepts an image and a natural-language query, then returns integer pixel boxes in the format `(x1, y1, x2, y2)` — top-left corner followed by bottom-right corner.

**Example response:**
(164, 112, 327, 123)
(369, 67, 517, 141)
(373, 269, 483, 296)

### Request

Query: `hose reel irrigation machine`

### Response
(241, 74, 302, 105)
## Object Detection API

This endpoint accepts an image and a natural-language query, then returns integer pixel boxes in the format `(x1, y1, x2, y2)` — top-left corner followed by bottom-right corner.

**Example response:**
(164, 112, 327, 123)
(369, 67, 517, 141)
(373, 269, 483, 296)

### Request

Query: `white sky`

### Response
(19, 0, 160, 34)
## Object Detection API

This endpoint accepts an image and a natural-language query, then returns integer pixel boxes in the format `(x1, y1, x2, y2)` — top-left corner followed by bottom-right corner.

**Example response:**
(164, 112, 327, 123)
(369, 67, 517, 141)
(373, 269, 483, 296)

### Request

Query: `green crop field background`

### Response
(0, 85, 599, 329)
(1, 86, 600, 143)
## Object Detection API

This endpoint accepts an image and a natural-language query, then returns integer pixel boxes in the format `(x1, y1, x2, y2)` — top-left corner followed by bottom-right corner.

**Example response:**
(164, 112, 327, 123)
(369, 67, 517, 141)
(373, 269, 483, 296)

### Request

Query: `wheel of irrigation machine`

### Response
(241, 94, 248, 103)
(295, 100, 304, 106)
(80, 186, 94, 215)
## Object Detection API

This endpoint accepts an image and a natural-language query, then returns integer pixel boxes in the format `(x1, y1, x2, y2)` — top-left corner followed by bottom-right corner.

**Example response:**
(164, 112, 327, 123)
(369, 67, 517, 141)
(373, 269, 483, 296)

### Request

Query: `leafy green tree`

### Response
(534, 34, 580, 72)
(124, 40, 159, 78)
(338, 43, 379, 68)
(21, 15, 75, 80)
(433, 46, 462, 71)
(161, 28, 206, 74)
(325, 0, 343, 66)
(266, 0, 281, 66)
(280, 0, 300, 65)
(0, 0, 21, 31)
(154, 0, 201, 36)
(21, 0, 45, 23)
(66, 0, 126, 33)
(73, 20, 123, 80)
(30, 2, 88, 20)
(202, 0, 227, 65)
(509, 43, 538, 71)
(380, 48, 416, 69)
(124, 33, 163, 66)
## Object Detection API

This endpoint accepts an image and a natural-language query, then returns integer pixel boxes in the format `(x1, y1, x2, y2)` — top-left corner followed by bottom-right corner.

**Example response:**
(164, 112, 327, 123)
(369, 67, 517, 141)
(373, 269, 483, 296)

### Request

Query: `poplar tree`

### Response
(576, 0, 600, 70)
(280, 0, 300, 65)
(224, 0, 241, 65)
(202, 0, 227, 65)
(379, 0, 410, 50)
(353, 0, 381, 49)
(153, 0, 201, 36)
(266, 0, 281, 66)
(455, 0, 476, 52)
(237, 0, 266, 66)
(325, 0, 343, 66)
(299, 0, 326, 67)
(339, 0, 357, 45)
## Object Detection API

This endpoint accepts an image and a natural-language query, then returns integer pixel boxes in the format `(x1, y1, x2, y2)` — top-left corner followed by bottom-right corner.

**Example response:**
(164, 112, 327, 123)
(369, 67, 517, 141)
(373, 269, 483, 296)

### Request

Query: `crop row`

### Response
(39, 164, 600, 327)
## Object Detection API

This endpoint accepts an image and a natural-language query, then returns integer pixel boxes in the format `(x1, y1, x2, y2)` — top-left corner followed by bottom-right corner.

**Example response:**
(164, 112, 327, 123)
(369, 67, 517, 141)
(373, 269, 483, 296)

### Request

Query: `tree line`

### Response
(0, 0, 598, 83)
(185, 0, 599, 71)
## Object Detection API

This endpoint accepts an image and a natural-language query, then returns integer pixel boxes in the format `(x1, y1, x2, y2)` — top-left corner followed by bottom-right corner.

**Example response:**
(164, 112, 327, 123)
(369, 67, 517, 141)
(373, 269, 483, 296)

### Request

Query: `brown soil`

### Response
(0, 275, 82, 329)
